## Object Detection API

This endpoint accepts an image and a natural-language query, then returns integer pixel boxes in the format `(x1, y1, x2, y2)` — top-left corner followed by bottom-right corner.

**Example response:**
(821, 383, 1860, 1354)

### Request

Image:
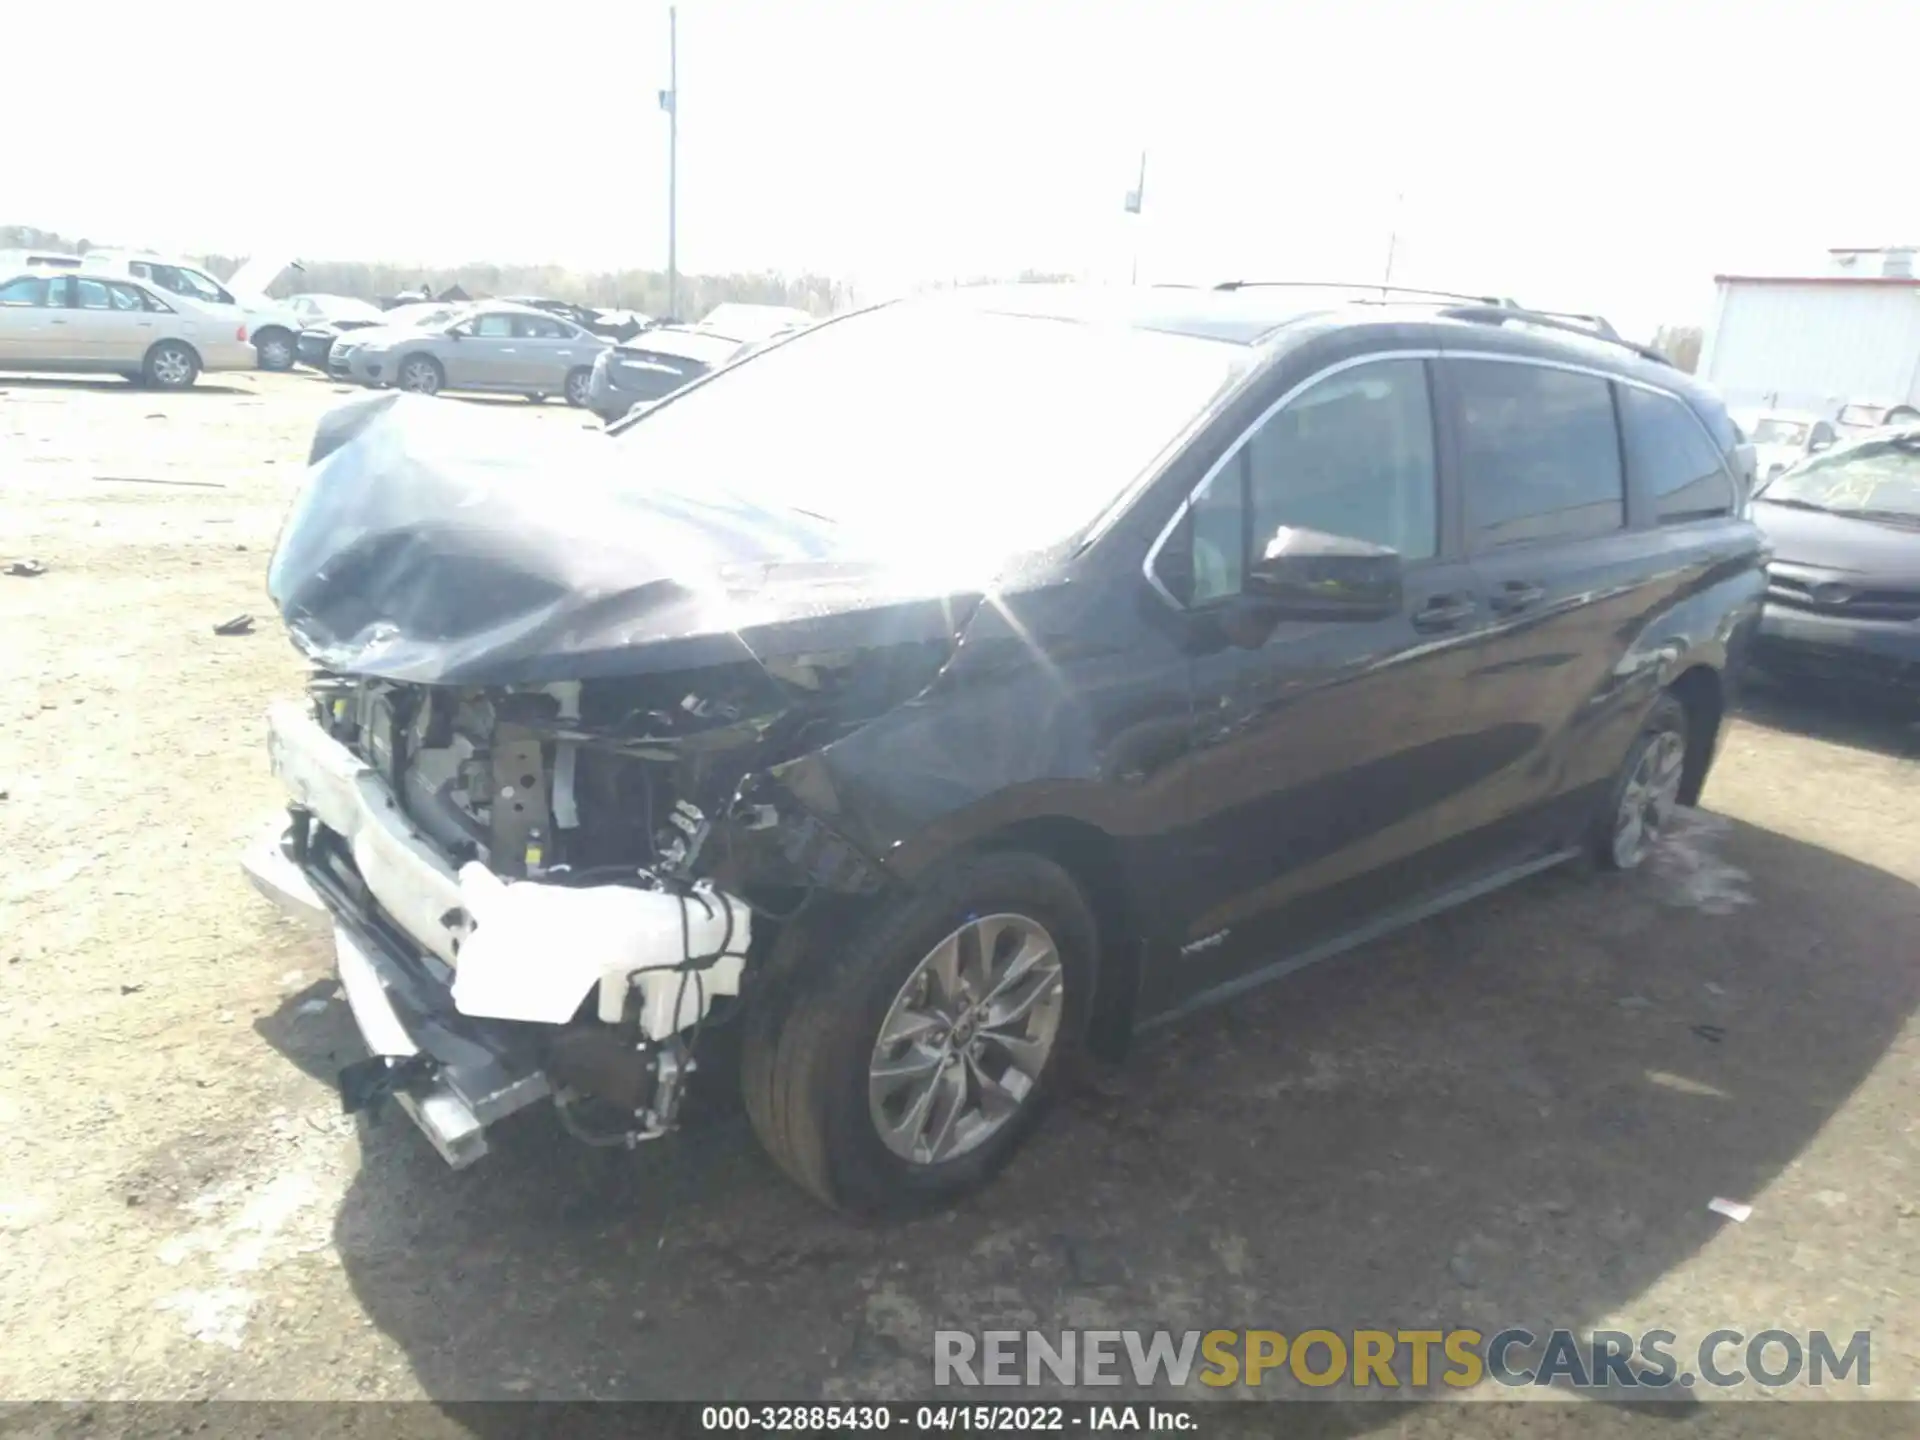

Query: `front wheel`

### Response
(1595, 693, 1689, 871)
(143, 341, 200, 391)
(397, 355, 444, 395)
(564, 367, 593, 408)
(741, 850, 1094, 1215)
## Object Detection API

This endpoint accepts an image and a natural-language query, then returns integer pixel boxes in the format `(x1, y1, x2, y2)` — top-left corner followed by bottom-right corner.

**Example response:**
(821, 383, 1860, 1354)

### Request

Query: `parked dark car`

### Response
(242, 284, 1764, 1214)
(584, 322, 756, 422)
(502, 296, 652, 343)
(286, 296, 395, 372)
(1750, 425, 1920, 702)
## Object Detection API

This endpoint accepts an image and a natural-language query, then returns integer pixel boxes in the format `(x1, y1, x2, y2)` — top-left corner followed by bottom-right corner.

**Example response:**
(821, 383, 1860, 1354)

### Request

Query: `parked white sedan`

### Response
(0, 270, 256, 389)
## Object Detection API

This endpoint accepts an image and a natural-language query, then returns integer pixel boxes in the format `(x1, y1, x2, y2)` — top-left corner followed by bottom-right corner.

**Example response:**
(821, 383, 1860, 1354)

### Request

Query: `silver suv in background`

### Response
(334, 301, 610, 404)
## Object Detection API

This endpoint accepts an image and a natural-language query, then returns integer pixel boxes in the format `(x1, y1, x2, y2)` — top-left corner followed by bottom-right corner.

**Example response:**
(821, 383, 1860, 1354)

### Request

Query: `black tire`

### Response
(142, 341, 200, 391)
(1883, 404, 1920, 427)
(1592, 693, 1690, 872)
(396, 354, 444, 395)
(563, 367, 593, 408)
(741, 850, 1095, 1215)
(253, 328, 296, 372)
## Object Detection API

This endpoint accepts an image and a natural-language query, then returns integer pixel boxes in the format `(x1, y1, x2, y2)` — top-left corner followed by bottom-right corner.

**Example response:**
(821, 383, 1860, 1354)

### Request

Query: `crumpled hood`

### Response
(267, 392, 983, 686)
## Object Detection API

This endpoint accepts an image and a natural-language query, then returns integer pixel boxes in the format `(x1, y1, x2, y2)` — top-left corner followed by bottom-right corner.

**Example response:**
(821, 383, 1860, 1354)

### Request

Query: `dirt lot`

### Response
(3, 371, 1919, 1427)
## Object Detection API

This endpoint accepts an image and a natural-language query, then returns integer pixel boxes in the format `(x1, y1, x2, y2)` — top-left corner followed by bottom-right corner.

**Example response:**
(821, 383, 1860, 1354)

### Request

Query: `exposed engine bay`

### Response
(281, 636, 946, 1150)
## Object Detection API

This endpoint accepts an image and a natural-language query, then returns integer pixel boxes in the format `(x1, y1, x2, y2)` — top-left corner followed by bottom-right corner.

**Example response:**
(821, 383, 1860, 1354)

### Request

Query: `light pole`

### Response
(659, 5, 679, 320)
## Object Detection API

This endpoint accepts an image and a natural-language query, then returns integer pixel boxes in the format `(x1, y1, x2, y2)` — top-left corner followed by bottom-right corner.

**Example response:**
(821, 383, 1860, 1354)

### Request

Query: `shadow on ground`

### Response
(250, 816, 1920, 1425)
(0, 374, 253, 397)
(1738, 673, 1920, 761)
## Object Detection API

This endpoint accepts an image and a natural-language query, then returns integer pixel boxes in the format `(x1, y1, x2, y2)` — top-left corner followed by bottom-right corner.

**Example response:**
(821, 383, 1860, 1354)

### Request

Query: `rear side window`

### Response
(1617, 386, 1736, 522)
(1454, 360, 1624, 550)
(0, 276, 49, 306)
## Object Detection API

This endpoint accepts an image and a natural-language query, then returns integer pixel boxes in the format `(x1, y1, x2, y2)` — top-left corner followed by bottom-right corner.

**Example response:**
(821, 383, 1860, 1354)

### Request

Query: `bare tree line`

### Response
(3, 224, 853, 319)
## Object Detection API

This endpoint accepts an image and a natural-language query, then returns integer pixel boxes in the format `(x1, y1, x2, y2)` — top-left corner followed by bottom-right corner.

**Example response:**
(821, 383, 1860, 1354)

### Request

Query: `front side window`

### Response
(514, 314, 571, 339)
(142, 263, 231, 305)
(75, 278, 115, 310)
(471, 312, 515, 338)
(1618, 386, 1735, 523)
(107, 282, 151, 312)
(1175, 359, 1438, 606)
(1454, 360, 1624, 550)
(0, 276, 49, 306)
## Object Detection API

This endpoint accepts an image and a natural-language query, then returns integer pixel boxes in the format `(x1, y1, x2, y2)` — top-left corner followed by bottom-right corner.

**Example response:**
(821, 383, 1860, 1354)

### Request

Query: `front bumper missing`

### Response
(243, 815, 552, 1169)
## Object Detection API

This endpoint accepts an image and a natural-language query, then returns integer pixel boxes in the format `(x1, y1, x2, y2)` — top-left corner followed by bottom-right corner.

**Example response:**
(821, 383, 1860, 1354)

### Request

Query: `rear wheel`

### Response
(1595, 693, 1689, 871)
(143, 341, 200, 390)
(741, 850, 1093, 1215)
(253, 328, 296, 372)
(397, 355, 444, 395)
(564, 367, 593, 407)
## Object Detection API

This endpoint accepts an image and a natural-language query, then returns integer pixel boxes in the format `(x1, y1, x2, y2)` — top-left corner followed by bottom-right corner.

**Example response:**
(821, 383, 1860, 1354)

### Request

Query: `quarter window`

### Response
(1454, 360, 1624, 549)
(1617, 386, 1735, 522)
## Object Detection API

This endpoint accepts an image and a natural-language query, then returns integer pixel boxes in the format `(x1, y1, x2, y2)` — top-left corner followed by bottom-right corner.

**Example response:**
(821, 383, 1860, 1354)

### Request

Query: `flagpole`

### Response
(1380, 190, 1403, 298)
(1125, 150, 1147, 285)
(664, 5, 679, 320)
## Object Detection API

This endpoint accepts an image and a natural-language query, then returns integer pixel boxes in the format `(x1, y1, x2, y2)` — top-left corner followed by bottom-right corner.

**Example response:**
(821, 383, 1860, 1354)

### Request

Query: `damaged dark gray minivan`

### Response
(243, 283, 1765, 1213)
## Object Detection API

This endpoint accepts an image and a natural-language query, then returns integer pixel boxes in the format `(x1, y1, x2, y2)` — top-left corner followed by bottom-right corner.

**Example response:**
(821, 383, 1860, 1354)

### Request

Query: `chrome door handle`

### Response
(1489, 581, 1546, 615)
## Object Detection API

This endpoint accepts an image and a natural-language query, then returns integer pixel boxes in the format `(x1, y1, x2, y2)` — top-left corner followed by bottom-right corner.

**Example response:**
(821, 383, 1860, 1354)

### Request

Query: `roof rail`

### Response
(1438, 304, 1672, 367)
(1213, 279, 1520, 307)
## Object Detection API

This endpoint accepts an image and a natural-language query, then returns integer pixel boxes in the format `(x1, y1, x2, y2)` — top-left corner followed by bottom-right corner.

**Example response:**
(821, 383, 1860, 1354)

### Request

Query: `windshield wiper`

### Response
(1755, 495, 1833, 513)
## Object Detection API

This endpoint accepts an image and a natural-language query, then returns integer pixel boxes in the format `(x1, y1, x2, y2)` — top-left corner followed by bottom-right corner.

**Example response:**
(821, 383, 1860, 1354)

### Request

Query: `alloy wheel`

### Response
(868, 913, 1065, 1166)
(1612, 727, 1686, 869)
(400, 360, 440, 395)
(151, 348, 192, 387)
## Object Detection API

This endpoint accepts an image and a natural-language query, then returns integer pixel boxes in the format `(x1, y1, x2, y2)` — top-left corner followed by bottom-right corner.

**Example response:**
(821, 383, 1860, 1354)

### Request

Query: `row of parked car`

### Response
(0, 245, 821, 420)
(306, 295, 816, 420)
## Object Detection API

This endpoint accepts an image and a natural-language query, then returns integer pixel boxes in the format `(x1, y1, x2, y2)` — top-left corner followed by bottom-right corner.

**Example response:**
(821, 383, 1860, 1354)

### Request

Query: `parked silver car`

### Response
(0, 268, 255, 389)
(336, 301, 609, 404)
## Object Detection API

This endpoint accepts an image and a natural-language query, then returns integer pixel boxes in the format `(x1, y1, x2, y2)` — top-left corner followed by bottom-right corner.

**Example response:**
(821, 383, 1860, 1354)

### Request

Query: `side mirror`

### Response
(1245, 526, 1404, 621)
(445, 327, 464, 340)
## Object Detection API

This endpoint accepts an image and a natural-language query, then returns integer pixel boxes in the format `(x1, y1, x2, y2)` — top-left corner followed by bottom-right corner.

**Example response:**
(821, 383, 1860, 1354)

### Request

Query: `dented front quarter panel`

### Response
(764, 569, 1197, 897)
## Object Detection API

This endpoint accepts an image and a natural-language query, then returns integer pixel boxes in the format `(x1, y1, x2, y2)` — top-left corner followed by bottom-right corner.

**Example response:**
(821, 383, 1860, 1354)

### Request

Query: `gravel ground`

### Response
(2, 371, 1918, 1432)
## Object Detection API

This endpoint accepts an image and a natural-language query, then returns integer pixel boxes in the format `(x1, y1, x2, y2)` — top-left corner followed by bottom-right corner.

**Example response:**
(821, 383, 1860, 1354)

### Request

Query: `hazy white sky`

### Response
(9, 0, 1913, 337)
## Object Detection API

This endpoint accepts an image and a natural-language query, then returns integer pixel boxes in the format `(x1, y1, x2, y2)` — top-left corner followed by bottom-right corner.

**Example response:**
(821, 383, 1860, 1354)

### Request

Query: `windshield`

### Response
(610, 297, 1250, 567)
(1751, 417, 1810, 446)
(1759, 434, 1920, 519)
(698, 302, 815, 340)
